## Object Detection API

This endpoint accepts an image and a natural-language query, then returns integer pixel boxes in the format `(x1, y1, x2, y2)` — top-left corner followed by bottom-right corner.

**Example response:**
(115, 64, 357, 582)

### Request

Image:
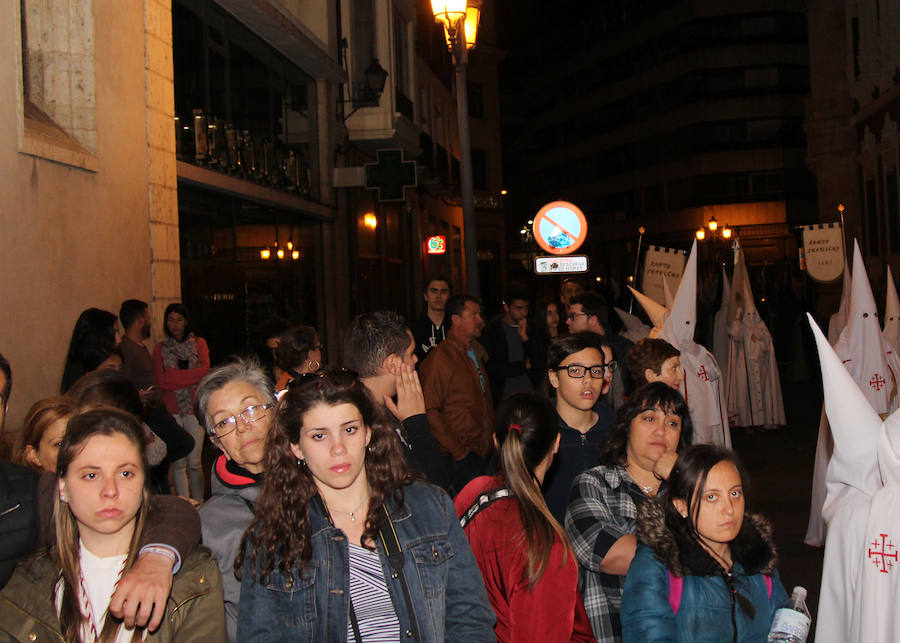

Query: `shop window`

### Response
(172, 1, 319, 199)
(18, 0, 98, 171)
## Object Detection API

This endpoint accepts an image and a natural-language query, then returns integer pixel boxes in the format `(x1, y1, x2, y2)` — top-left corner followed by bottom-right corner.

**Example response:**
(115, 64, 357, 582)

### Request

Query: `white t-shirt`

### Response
(55, 542, 135, 643)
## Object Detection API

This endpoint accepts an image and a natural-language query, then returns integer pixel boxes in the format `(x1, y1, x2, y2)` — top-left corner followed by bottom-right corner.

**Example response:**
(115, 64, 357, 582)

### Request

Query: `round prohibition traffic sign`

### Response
(532, 201, 588, 255)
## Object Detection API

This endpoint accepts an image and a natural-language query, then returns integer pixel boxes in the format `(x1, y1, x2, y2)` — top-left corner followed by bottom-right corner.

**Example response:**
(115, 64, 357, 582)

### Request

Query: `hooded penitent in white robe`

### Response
(804, 260, 851, 546)
(633, 241, 731, 447)
(883, 265, 900, 353)
(854, 411, 900, 642)
(808, 315, 885, 643)
(725, 243, 785, 428)
(614, 306, 651, 343)
(712, 267, 731, 379)
(806, 243, 900, 546)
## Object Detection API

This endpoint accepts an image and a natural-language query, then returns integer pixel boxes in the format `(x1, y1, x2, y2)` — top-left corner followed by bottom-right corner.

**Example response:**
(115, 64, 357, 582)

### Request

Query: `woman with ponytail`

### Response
(454, 391, 595, 642)
(620, 444, 788, 642)
(0, 407, 224, 642)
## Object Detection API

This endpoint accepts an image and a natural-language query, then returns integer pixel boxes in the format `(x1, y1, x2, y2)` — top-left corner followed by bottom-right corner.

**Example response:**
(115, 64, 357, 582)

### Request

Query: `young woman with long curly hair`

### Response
(236, 367, 495, 642)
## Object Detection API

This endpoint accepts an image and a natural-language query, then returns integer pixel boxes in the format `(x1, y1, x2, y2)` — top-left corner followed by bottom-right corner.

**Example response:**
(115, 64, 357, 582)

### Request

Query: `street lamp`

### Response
(696, 216, 732, 241)
(432, 0, 482, 297)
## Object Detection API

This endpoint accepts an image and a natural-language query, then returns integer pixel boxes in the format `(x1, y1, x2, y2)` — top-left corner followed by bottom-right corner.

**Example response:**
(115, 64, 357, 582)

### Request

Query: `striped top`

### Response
(346, 543, 400, 642)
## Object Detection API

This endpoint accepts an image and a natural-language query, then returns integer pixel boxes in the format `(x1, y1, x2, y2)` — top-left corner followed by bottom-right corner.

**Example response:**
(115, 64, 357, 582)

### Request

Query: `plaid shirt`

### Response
(565, 464, 646, 642)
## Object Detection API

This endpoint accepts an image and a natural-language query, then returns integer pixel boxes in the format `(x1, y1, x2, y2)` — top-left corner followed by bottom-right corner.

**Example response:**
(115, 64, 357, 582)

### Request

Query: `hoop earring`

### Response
(307, 360, 320, 372)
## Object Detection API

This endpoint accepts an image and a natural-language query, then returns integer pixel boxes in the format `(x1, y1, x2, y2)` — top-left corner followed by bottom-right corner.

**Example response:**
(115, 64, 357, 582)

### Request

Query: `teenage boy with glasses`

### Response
(541, 332, 617, 523)
(567, 292, 635, 409)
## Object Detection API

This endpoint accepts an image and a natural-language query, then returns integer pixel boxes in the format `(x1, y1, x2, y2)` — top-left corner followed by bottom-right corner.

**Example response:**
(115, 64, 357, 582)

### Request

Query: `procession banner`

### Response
(802, 223, 844, 283)
(642, 246, 686, 306)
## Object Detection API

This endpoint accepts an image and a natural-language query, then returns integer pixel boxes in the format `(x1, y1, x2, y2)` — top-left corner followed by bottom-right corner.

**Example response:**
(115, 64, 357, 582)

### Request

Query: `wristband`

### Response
(138, 545, 181, 574)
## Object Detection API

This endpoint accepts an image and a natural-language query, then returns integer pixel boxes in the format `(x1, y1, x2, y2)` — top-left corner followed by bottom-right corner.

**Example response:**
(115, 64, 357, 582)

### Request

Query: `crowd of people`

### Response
(0, 277, 795, 642)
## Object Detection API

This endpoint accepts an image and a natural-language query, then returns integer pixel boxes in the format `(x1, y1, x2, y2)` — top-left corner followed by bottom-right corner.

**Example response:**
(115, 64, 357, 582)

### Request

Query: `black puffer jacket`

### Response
(0, 462, 40, 588)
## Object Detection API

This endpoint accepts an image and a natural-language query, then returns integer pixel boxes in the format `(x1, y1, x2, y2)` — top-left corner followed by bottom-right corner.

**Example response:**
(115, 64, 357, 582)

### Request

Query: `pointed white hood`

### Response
(629, 286, 667, 333)
(663, 278, 676, 309)
(844, 240, 879, 339)
(713, 267, 732, 374)
(615, 306, 651, 343)
(661, 240, 698, 345)
(728, 240, 749, 322)
(809, 313, 882, 498)
(731, 244, 759, 318)
(883, 266, 900, 352)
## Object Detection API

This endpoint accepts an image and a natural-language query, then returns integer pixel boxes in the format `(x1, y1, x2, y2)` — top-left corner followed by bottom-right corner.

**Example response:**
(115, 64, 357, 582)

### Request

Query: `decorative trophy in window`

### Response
(192, 109, 208, 164)
(225, 124, 238, 173)
(240, 130, 255, 178)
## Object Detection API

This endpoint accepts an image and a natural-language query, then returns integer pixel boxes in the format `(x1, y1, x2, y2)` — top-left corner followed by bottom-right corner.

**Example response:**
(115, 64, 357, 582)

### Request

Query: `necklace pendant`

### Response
(349, 512, 355, 521)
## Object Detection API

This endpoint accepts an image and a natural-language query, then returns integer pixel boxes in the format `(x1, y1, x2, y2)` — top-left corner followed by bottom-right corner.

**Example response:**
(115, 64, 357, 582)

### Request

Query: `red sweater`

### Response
(153, 337, 210, 415)
(454, 475, 596, 643)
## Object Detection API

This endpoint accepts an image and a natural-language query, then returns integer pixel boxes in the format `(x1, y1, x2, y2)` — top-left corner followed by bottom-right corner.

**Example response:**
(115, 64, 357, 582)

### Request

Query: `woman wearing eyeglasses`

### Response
(541, 332, 617, 524)
(194, 359, 276, 642)
(565, 382, 693, 642)
(236, 367, 496, 642)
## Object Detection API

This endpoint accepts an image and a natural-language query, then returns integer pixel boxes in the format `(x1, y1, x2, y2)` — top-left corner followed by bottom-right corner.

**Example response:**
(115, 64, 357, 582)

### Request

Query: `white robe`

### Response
(817, 487, 874, 642)
(809, 313, 886, 643)
(821, 414, 900, 643)
(726, 310, 786, 427)
(655, 241, 731, 447)
(672, 341, 731, 447)
(712, 269, 731, 378)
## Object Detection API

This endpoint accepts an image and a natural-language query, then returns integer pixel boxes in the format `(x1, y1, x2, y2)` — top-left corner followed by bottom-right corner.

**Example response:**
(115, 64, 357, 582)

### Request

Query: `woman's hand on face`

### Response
(653, 450, 678, 481)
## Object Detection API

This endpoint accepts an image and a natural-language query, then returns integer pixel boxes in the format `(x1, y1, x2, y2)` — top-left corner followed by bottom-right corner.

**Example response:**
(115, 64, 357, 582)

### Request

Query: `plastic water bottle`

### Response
(767, 586, 811, 642)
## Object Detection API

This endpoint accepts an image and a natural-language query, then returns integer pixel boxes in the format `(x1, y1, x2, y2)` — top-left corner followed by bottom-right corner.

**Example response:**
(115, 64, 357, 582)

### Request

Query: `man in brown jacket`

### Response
(421, 295, 495, 492)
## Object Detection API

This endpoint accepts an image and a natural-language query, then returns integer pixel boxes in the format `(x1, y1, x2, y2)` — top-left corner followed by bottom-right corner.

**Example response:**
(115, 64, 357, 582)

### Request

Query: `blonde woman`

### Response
(0, 407, 224, 641)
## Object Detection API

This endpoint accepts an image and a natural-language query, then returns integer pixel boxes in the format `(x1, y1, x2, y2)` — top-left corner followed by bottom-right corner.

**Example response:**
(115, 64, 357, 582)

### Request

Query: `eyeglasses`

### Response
(553, 362, 618, 379)
(212, 404, 273, 438)
(566, 312, 588, 321)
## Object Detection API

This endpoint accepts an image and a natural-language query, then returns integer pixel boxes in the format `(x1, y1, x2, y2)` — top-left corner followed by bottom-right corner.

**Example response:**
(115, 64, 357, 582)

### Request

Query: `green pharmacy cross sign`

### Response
(365, 149, 418, 202)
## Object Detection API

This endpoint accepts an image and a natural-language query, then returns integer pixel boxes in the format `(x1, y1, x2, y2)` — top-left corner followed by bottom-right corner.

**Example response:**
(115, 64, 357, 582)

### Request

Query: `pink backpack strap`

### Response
(667, 570, 683, 614)
(765, 574, 772, 599)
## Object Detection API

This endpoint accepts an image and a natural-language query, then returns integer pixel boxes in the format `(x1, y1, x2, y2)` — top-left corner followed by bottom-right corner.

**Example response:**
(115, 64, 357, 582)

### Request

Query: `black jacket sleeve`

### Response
(399, 414, 451, 491)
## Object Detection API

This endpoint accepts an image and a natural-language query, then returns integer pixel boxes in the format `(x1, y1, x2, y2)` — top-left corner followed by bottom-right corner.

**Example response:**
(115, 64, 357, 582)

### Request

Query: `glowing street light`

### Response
(433, 0, 482, 297)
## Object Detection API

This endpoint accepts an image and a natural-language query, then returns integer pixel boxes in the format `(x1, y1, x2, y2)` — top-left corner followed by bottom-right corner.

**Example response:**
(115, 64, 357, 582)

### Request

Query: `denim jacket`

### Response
(237, 481, 496, 642)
